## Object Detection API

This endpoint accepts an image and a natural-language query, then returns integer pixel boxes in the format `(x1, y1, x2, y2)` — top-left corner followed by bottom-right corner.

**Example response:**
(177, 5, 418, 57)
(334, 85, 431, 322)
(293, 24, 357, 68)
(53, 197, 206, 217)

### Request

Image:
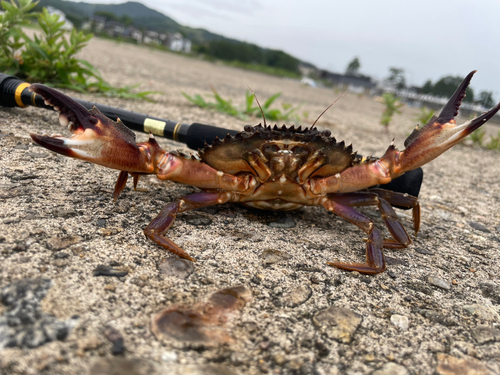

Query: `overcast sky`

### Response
(73, 0, 500, 100)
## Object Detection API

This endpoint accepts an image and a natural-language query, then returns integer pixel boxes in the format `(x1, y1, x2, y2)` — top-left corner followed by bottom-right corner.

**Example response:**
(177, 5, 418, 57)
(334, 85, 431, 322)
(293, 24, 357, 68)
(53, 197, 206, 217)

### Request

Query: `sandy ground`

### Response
(1, 37, 500, 375)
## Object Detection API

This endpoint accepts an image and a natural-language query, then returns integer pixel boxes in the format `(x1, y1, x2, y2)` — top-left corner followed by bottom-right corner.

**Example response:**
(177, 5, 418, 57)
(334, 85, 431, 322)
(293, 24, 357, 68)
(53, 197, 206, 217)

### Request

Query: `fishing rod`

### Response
(0, 73, 423, 200)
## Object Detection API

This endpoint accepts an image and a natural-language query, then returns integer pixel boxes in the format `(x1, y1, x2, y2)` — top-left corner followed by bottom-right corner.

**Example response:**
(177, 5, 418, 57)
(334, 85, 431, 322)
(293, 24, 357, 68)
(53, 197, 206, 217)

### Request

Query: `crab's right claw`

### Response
(29, 84, 161, 174)
(391, 71, 500, 175)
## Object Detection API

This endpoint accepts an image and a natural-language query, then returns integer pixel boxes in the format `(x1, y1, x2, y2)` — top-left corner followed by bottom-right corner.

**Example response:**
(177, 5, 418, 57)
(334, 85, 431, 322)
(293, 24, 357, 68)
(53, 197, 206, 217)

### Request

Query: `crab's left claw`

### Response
(390, 70, 500, 175)
(29, 84, 160, 174)
(312, 71, 500, 195)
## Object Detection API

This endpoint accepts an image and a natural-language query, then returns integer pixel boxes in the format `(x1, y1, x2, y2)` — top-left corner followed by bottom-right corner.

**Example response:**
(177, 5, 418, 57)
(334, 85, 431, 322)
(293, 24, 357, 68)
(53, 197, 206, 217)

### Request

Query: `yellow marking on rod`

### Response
(31, 92, 37, 106)
(15, 83, 30, 108)
(144, 118, 166, 137)
(172, 122, 182, 142)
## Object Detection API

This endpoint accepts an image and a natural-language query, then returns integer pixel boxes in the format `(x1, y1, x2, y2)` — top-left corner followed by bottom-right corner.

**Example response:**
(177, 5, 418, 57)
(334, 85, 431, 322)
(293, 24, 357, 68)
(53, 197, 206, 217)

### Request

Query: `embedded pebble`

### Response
(312, 306, 362, 343)
(103, 325, 125, 355)
(96, 218, 107, 227)
(0, 277, 75, 348)
(268, 217, 296, 228)
(415, 247, 434, 255)
(184, 215, 212, 226)
(46, 235, 83, 251)
(466, 221, 490, 233)
(390, 314, 409, 330)
(428, 276, 450, 290)
(435, 353, 490, 375)
(281, 285, 312, 307)
(161, 351, 178, 362)
(158, 258, 194, 279)
(89, 358, 164, 375)
(260, 249, 290, 265)
(471, 325, 500, 345)
(151, 285, 251, 344)
(372, 362, 409, 375)
(463, 304, 500, 321)
(54, 208, 77, 218)
(93, 265, 128, 277)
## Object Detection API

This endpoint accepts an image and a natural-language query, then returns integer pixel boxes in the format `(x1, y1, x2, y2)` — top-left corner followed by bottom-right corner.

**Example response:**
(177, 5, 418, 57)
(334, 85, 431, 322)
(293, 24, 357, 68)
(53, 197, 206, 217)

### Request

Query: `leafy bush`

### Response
(182, 89, 301, 122)
(380, 93, 403, 130)
(0, 0, 156, 99)
(415, 106, 435, 125)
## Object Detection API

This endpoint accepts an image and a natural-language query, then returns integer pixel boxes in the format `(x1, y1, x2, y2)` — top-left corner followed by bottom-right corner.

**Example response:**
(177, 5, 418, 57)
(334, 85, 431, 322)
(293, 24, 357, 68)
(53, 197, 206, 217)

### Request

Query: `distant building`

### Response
(320, 71, 376, 95)
(165, 33, 191, 53)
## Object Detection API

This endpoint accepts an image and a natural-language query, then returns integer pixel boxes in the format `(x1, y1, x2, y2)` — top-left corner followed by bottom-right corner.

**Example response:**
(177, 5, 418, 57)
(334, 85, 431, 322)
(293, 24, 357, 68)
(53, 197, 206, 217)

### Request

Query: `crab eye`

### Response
(292, 146, 308, 154)
(263, 144, 280, 154)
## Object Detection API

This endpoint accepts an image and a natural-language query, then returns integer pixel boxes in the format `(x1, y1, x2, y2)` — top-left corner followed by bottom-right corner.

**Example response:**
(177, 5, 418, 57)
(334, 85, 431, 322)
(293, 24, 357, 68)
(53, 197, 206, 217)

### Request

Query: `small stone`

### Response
(54, 259, 69, 267)
(161, 351, 178, 362)
(185, 215, 212, 226)
(89, 358, 164, 375)
(281, 285, 312, 307)
(104, 284, 116, 292)
(273, 353, 287, 366)
(230, 352, 245, 366)
(415, 247, 434, 255)
(46, 235, 83, 251)
(103, 326, 125, 355)
(54, 208, 77, 218)
(151, 285, 251, 344)
(463, 304, 500, 322)
(158, 258, 194, 279)
(435, 353, 490, 375)
(472, 325, 500, 345)
(428, 276, 450, 290)
(479, 283, 500, 304)
(12, 242, 28, 252)
(268, 217, 296, 228)
(93, 265, 128, 277)
(372, 362, 409, 375)
(130, 278, 147, 287)
(53, 252, 70, 259)
(390, 314, 409, 330)
(96, 218, 107, 227)
(467, 221, 490, 233)
(313, 306, 362, 344)
(260, 249, 290, 265)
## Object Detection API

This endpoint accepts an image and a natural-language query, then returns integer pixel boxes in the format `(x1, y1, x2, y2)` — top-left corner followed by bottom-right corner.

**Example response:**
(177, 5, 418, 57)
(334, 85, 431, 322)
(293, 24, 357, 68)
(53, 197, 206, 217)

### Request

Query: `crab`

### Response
(29, 71, 500, 274)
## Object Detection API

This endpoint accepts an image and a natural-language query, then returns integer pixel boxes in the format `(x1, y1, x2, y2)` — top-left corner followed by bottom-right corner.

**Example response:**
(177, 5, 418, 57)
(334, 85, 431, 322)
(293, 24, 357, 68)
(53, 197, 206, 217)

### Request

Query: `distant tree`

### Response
(421, 75, 474, 102)
(421, 79, 433, 94)
(345, 57, 360, 76)
(433, 75, 474, 102)
(119, 15, 134, 26)
(94, 11, 118, 22)
(477, 91, 495, 108)
(387, 67, 406, 90)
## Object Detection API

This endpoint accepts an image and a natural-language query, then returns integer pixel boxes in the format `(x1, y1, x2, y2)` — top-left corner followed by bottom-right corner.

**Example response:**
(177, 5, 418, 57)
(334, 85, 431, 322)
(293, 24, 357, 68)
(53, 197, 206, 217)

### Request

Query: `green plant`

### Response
(0, 0, 157, 99)
(415, 107, 435, 125)
(380, 93, 403, 130)
(182, 90, 301, 122)
(469, 128, 486, 147)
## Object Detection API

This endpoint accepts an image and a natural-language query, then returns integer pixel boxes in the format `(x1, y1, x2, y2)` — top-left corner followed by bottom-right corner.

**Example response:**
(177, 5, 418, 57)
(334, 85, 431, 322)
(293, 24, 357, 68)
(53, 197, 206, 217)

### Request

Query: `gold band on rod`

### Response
(15, 82, 30, 108)
(172, 122, 182, 142)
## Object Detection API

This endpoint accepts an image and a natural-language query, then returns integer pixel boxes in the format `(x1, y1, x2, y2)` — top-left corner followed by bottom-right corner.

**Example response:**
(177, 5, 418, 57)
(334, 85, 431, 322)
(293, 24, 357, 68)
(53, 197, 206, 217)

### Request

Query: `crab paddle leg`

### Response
(322, 198, 386, 274)
(145, 192, 231, 261)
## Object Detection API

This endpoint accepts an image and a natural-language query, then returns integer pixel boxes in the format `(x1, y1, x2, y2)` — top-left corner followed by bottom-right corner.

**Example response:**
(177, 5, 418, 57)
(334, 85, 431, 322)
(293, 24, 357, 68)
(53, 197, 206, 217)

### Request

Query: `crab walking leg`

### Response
(310, 71, 500, 195)
(369, 188, 420, 235)
(329, 192, 412, 249)
(145, 192, 232, 261)
(322, 198, 386, 274)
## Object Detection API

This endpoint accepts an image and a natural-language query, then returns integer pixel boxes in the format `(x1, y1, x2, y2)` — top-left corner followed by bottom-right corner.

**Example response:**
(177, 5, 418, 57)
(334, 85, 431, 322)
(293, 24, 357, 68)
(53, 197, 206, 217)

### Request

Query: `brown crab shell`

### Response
(198, 124, 359, 178)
